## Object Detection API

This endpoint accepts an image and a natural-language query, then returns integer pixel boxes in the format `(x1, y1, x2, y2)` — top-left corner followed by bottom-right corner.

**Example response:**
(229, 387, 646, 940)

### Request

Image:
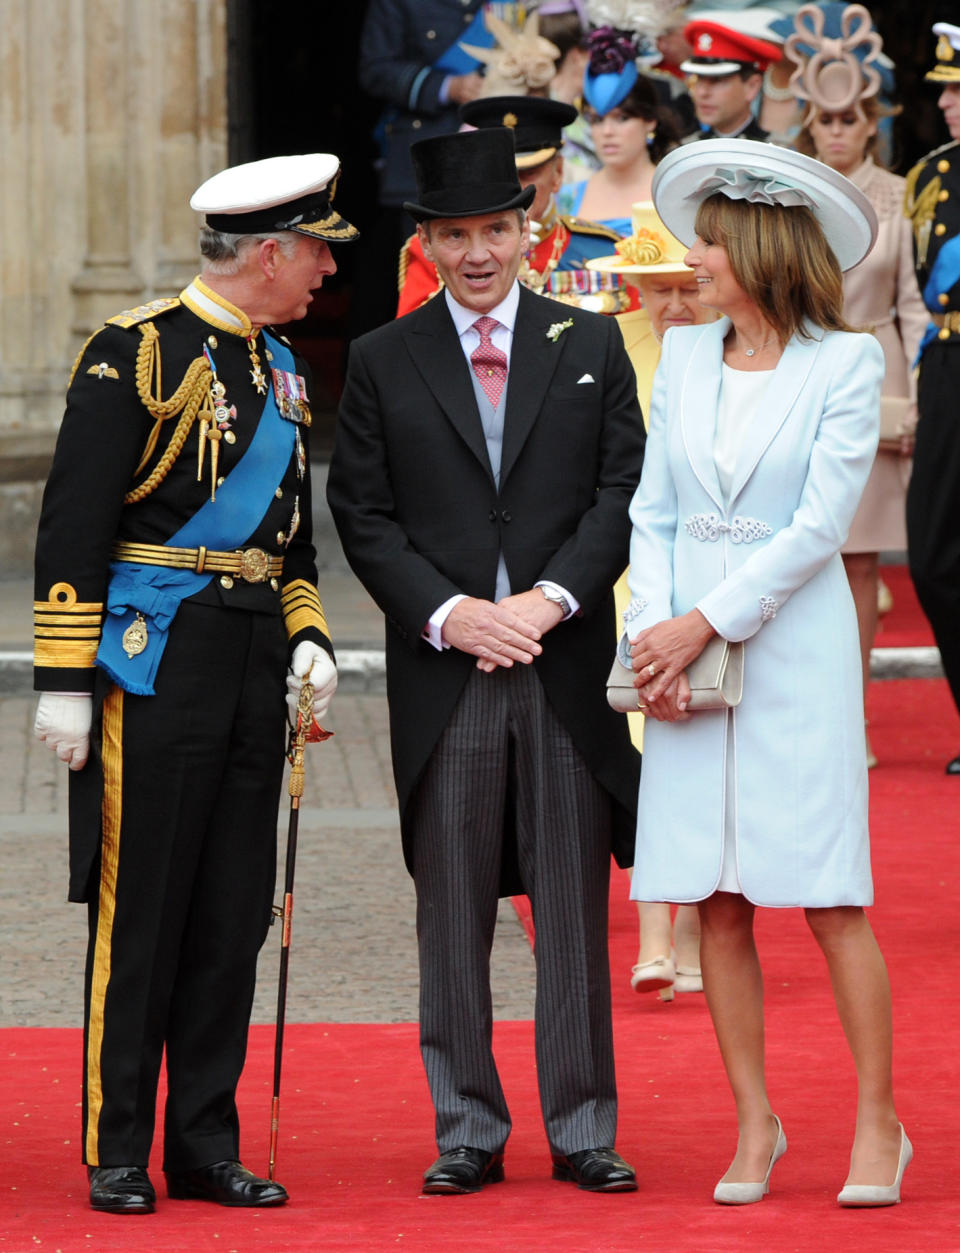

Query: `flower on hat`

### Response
(691, 166, 817, 211)
(587, 26, 640, 75)
(615, 228, 666, 265)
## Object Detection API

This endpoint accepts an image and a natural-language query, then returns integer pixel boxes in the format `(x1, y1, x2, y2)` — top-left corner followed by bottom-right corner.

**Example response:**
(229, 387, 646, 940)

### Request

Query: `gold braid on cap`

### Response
(124, 322, 213, 503)
(785, 3, 883, 120)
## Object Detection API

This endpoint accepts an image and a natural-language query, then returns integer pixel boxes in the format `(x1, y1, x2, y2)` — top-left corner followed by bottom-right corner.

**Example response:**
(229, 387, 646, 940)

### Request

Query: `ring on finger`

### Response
(646, 662, 656, 677)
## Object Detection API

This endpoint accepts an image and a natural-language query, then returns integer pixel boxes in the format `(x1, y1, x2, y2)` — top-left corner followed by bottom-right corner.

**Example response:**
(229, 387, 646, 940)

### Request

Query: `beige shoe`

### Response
(630, 954, 675, 1000)
(674, 964, 703, 994)
(877, 577, 893, 617)
(837, 1125, 912, 1207)
(714, 1117, 787, 1205)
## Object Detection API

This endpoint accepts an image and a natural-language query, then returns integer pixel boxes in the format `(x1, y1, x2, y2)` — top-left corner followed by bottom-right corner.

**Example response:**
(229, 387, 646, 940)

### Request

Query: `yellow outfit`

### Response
(613, 307, 659, 749)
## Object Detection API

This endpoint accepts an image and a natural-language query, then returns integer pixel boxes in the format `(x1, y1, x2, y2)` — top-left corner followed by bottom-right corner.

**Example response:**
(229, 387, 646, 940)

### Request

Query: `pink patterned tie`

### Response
(470, 316, 507, 407)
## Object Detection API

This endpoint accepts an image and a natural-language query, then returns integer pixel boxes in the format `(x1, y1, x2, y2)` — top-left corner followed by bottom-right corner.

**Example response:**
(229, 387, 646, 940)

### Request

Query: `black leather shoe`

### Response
(88, 1165, 156, 1214)
(552, 1148, 638, 1192)
(947, 753, 960, 776)
(164, 1160, 288, 1207)
(422, 1146, 505, 1194)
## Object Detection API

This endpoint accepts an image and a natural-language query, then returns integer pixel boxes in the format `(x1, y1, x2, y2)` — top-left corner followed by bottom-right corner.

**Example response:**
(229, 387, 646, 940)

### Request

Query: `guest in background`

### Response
(904, 21, 960, 776)
(588, 201, 718, 1000)
(623, 138, 910, 1207)
(681, 16, 781, 141)
(560, 27, 680, 234)
(352, 0, 488, 334)
(788, 2, 927, 769)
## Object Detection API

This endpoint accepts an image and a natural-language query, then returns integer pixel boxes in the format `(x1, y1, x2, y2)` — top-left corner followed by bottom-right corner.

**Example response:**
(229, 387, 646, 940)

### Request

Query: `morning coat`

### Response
(327, 284, 646, 886)
(627, 318, 884, 908)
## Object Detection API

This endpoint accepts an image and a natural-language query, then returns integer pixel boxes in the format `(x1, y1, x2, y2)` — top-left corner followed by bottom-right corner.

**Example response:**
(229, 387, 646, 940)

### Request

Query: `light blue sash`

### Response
(97, 330, 296, 695)
(917, 236, 960, 362)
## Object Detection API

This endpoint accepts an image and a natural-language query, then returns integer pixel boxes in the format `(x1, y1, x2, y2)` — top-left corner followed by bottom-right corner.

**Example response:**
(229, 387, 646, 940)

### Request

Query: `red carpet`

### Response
(875, 561, 935, 648)
(3, 680, 958, 1252)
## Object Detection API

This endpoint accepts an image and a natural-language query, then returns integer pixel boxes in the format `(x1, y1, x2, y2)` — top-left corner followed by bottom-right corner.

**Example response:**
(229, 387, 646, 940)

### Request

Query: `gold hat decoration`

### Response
(585, 201, 692, 275)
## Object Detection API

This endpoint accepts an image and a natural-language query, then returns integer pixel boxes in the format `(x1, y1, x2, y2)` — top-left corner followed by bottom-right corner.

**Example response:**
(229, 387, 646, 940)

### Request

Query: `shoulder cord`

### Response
(123, 321, 212, 503)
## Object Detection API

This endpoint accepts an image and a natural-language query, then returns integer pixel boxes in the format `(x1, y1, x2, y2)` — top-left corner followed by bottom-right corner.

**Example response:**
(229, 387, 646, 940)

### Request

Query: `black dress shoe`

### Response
(552, 1148, 638, 1192)
(88, 1165, 156, 1214)
(422, 1146, 505, 1194)
(947, 753, 960, 776)
(164, 1160, 288, 1207)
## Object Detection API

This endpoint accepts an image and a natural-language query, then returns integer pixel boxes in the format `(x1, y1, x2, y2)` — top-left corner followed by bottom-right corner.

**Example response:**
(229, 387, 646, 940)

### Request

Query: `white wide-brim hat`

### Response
(651, 138, 877, 271)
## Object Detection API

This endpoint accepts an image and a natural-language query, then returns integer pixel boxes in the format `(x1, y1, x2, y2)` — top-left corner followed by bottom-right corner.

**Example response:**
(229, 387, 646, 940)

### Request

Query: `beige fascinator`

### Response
(784, 3, 883, 121)
(460, 12, 561, 96)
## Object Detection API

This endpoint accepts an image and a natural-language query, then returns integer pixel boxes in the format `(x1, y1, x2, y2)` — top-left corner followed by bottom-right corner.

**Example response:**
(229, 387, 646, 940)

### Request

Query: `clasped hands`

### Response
(442, 589, 564, 673)
(629, 609, 716, 723)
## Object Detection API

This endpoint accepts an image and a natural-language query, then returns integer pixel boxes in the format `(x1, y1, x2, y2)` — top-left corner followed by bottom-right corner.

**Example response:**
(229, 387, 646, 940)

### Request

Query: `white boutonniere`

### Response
(545, 318, 573, 343)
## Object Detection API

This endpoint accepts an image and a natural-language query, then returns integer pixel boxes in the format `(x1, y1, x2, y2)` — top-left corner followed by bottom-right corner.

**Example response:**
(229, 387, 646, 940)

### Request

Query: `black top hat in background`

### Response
(459, 96, 578, 169)
(403, 128, 537, 223)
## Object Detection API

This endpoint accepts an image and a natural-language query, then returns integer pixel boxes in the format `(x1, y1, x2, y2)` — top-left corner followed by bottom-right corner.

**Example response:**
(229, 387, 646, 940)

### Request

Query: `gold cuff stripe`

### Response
(34, 638, 100, 668)
(34, 613, 103, 626)
(85, 685, 124, 1165)
(281, 579, 330, 640)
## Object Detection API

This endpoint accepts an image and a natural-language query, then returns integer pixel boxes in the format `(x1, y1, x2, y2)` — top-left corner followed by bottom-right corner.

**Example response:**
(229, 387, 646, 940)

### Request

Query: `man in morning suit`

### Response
(905, 21, 960, 774)
(33, 154, 350, 1213)
(327, 127, 645, 1194)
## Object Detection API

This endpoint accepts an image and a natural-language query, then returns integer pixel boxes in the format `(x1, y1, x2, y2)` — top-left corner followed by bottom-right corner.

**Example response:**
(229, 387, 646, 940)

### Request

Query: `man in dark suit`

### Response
(327, 128, 644, 1195)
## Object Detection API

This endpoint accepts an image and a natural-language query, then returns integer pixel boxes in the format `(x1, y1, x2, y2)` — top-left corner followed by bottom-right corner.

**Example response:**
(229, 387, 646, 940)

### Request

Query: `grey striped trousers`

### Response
(409, 662, 617, 1156)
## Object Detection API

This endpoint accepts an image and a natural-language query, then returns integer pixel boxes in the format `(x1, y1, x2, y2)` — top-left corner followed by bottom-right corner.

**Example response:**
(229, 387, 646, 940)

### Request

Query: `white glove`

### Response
(287, 641, 338, 724)
(34, 692, 93, 771)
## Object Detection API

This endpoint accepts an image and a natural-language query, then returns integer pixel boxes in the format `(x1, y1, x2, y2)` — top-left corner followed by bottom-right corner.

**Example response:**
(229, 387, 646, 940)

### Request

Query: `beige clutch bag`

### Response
(606, 636, 744, 713)
(877, 396, 911, 452)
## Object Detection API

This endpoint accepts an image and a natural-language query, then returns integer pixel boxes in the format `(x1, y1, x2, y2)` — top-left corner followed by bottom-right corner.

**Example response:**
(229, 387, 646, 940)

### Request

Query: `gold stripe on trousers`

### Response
(85, 685, 124, 1164)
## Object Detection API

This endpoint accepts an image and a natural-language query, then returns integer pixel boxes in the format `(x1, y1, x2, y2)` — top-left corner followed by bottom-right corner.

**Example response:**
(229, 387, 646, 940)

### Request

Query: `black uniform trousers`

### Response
(409, 662, 617, 1158)
(907, 343, 960, 717)
(82, 600, 288, 1170)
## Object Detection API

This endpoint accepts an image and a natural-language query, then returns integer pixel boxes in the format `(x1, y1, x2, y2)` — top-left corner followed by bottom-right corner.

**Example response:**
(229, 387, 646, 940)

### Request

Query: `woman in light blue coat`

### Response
(624, 140, 911, 1208)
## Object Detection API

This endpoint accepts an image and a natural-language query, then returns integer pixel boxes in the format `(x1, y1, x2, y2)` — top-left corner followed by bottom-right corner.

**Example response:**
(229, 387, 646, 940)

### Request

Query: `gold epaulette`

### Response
(560, 215, 621, 242)
(106, 297, 181, 329)
(398, 235, 415, 292)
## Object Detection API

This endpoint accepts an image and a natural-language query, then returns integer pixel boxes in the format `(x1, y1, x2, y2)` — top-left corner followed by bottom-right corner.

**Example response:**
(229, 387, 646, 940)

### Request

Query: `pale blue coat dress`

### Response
(626, 317, 884, 908)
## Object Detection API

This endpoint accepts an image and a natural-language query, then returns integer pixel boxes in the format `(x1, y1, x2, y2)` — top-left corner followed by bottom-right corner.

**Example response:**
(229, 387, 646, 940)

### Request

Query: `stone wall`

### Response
(0, 0, 227, 572)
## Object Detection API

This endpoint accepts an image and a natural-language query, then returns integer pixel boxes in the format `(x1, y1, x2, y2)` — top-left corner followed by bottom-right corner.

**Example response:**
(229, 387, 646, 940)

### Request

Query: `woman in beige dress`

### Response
(788, 4, 928, 766)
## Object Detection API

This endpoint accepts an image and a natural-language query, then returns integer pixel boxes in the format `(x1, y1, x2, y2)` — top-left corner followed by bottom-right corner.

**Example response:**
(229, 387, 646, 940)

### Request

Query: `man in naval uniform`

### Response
(328, 127, 644, 1196)
(33, 154, 354, 1212)
(904, 22, 960, 775)
(680, 16, 780, 142)
(397, 96, 631, 317)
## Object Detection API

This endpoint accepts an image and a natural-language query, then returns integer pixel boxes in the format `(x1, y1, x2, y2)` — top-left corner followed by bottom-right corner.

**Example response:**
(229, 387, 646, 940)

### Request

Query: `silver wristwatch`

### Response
(539, 585, 571, 617)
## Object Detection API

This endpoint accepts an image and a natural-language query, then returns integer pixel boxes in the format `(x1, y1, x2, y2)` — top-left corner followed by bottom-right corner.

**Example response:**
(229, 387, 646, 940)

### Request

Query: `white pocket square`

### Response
(577, 373, 595, 384)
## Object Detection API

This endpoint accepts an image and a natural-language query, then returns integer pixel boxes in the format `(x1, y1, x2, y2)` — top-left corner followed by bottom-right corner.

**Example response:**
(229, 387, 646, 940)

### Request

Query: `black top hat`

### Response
(459, 96, 578, 169)
(403, 128, 537, 223)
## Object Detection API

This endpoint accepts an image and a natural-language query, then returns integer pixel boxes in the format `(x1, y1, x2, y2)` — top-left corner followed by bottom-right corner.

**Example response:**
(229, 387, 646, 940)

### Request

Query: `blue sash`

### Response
(97, 330, 296, 695)
(917, 236, 960, 363)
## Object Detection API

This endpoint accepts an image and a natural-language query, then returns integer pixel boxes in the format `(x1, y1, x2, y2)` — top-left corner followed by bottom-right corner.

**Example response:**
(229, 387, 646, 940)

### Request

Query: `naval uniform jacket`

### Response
(34, 286, 332, 900)
(328, 284, 645, 888)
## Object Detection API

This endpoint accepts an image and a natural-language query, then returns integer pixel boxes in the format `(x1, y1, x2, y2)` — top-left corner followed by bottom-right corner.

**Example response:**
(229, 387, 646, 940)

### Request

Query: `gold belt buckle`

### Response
(237, 547, 269, 583)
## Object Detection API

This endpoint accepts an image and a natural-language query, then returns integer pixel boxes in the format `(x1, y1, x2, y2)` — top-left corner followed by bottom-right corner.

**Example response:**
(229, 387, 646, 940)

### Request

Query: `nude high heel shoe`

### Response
(837, 1125, 912, 1207)
(713, 1116, 787, 1205)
